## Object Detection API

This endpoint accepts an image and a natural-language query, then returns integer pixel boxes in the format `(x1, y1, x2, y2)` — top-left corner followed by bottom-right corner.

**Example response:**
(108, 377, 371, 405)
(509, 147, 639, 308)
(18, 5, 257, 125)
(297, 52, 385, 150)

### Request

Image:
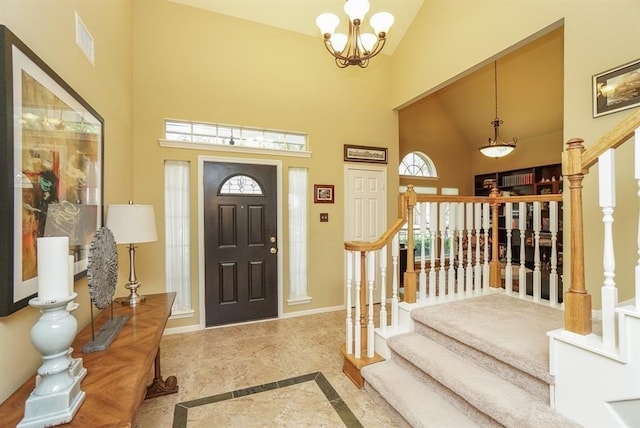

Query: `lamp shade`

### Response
(106, 204, 157, 244)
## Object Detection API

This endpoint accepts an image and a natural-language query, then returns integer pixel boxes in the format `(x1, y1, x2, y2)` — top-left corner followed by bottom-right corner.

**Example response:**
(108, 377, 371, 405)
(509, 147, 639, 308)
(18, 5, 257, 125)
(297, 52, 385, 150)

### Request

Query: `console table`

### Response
(0, 292, 178, 427)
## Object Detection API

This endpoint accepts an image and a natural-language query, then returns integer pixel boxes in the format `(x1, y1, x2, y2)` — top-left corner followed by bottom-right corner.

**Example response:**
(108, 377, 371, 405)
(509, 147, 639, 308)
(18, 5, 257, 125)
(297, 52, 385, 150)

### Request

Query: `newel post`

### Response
(489, 188, 502, 288)
(404, 185, 418, 303)
(563, 138, 592, 334)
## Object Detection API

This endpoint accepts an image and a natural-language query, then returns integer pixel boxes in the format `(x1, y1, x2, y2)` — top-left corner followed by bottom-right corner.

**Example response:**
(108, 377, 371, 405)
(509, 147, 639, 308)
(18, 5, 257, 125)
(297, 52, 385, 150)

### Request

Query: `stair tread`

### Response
(411, 293, 562, 383)
(388, 332, 580, 427)
(363, 359, 482, 428)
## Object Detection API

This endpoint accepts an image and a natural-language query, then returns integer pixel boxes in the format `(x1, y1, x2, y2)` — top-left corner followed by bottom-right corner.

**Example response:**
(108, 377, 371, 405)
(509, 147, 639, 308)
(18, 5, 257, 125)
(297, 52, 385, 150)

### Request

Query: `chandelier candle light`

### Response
(19, 236, 86, 428)
(479, 61, 518, 158)
(316, 0, 394, 68)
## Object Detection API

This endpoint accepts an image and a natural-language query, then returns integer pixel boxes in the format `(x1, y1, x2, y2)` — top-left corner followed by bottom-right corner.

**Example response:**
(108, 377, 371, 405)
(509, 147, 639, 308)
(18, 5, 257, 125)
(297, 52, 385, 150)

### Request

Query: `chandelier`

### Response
(479, 61, 517, 158)
(315, 0, 394, 68)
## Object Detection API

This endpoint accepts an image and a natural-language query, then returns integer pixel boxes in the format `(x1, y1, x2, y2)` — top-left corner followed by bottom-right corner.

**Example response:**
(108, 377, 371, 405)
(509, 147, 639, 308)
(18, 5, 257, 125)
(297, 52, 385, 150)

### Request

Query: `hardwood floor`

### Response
(134, 310, 401, 427)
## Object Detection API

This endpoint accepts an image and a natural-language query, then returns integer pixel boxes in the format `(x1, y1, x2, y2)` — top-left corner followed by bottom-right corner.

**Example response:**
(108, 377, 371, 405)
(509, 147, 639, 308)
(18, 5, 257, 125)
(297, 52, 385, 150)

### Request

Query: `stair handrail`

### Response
(563, 109, 640, 335)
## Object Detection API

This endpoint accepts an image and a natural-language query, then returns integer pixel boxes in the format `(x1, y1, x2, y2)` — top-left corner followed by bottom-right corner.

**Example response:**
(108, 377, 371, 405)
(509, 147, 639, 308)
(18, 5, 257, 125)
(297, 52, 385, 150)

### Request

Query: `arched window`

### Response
(399, 151, 437, 178)
(219, 175, 264, 195)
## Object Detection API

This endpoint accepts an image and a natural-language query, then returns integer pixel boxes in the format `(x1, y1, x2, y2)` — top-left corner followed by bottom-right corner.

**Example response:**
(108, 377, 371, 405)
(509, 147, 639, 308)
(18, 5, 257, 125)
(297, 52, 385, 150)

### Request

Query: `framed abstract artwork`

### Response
(0, 26, 104, 316)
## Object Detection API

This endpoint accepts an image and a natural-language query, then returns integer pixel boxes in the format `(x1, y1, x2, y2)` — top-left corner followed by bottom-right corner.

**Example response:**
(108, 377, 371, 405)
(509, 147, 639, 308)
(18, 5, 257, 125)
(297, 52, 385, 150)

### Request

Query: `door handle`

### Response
(270, 247, 278, 254)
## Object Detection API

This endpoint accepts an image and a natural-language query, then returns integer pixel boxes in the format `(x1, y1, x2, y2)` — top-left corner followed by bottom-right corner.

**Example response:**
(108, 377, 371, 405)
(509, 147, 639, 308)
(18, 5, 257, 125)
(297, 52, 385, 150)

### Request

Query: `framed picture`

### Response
(0, 26, 104, 316)
(314, 184, 334, 203)
(344, 144, 388, 164)
(593, 58, 640, 117)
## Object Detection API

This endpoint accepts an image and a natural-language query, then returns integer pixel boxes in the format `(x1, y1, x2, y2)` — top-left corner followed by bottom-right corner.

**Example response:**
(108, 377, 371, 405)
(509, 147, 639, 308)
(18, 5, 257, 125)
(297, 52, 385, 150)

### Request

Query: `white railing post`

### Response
(391, 234, 399, 329)
(474, 203, 482, 292)
(519, 202, 527, 299)
(346, 251, 353, 355)
(439, 203, 447, 296)
(354, 253, 361, 359)
(419, 202, 427, 302)
(636, 128, 640, 313)
(533, 201, 541, 302)
(457, 203, 465, 295)
(367, 253, 375, 358)
(549, 201, 559, 306)
(429, 202, 438, 299)
(379, 246, 387, 332)
(505, 202, 513, 294)
(448, 203, 457, 298)
(600, 149, 617, 352)
(466, 203, 474, 296)
(482, 202, 490, 291)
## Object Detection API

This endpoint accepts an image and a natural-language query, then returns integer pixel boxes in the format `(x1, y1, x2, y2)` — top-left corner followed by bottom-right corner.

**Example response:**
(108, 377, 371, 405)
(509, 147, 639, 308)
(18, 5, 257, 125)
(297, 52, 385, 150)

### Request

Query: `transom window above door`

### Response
(164, 119, 308, 153)
(219, 174, 264, 195)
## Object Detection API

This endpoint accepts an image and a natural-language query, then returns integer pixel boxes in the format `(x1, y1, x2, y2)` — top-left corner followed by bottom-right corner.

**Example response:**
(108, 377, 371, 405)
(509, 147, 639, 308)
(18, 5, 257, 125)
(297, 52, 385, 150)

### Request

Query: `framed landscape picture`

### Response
(344, 144, 388, 164)
(593, 58, 640, 117)
(314, 184, 334, 203)
(0, 26, 104, 316)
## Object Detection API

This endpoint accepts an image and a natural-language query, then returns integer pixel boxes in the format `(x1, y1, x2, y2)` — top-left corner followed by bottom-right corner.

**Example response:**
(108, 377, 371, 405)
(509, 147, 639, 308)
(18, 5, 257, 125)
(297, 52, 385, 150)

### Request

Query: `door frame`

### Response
(197, 155, 283, 329)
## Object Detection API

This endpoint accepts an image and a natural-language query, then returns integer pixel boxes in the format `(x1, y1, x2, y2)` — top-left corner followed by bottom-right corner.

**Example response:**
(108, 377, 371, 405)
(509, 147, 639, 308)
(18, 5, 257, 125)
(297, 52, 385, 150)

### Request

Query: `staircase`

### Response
(362, 292, 581, 427)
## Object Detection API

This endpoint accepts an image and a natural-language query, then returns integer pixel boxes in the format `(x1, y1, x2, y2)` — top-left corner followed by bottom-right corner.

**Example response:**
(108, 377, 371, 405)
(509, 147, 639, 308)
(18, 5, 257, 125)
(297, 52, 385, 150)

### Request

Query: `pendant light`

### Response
(479, 61, 517, 158)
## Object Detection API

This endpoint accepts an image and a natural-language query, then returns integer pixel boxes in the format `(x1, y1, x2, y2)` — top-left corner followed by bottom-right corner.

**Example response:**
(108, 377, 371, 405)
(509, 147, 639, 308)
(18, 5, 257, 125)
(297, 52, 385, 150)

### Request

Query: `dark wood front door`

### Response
(203, 162, 278, 326)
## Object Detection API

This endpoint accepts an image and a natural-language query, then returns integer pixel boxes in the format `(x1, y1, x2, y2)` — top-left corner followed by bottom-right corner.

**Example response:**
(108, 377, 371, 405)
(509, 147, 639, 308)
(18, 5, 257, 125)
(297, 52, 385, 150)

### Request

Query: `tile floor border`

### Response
(171, 371, 363, 428)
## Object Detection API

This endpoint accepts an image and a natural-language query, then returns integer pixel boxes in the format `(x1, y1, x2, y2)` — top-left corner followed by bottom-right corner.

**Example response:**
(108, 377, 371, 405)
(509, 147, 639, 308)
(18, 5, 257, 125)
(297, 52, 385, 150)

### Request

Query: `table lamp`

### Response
(106, 203, 157, 306)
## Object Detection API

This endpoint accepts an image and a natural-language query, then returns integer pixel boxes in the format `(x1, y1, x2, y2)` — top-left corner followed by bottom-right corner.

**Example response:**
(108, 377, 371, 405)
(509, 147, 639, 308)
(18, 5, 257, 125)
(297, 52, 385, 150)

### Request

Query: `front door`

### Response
(203, 162, 278, 326)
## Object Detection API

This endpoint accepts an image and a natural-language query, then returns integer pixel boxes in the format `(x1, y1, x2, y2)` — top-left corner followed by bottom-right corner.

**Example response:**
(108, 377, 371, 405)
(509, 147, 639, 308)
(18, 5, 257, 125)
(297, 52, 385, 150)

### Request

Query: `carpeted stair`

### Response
(362, 292, 581, 427)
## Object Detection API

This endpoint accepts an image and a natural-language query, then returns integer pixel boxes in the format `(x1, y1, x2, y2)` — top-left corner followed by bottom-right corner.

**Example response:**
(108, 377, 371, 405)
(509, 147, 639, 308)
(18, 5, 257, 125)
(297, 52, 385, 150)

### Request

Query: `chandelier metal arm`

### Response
(321, 20, 388, 68)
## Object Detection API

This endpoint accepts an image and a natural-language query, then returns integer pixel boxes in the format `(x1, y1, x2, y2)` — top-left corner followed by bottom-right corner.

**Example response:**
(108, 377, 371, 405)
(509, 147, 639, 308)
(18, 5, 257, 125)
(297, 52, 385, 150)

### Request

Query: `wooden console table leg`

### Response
(145, 348, 179, 399)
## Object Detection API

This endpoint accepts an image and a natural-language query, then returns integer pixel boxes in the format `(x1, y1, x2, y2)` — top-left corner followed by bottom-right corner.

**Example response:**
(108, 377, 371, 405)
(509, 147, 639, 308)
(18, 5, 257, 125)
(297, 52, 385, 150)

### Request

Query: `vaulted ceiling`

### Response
(167, 1, 563, 152)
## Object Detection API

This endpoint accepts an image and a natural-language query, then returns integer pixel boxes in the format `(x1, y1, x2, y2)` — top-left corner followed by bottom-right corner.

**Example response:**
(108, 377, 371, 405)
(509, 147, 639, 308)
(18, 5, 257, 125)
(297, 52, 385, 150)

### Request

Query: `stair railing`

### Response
(562, 109, 640, 336)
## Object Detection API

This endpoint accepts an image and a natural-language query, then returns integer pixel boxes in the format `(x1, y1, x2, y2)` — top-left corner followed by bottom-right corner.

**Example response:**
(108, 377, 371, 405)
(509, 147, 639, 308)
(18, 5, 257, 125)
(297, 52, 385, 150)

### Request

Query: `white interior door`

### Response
(345, 166, 387, 302)
(345, 166, 387, 242)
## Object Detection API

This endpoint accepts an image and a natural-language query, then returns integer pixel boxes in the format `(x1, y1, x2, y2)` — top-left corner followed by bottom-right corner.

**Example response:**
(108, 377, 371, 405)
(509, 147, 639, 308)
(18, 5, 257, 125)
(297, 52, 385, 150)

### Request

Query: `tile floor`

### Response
(133, 310, 401, 427)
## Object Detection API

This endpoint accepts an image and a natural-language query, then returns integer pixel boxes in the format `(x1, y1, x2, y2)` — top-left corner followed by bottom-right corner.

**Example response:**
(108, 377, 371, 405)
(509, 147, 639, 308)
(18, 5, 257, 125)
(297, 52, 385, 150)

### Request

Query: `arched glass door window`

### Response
(219, 174, 264, 195)
(399, 151, 437, 178)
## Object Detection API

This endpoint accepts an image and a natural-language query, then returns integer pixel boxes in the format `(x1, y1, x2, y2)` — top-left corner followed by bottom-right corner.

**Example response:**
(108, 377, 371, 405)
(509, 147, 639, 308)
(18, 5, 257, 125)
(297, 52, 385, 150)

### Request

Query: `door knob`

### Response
(269, 236, 276, 243)
(270, 247, 278, 254)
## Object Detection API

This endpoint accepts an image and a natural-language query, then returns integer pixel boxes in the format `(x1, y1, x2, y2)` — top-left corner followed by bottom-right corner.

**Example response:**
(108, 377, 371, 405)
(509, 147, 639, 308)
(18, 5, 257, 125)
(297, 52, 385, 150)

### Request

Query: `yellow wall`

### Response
(392, 0, 640, 306)
(130, 0, 399, 329)
(1, 0, 133, 403)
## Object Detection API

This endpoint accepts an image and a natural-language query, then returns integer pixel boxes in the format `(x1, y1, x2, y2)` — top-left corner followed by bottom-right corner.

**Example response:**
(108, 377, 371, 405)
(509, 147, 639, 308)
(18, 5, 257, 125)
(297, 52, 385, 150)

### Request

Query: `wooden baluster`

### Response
(519, 202, 526, 299)
(600, 149, 617, 352)
(379, 246, 387, 332)
(505, 201, 513, 294)
(429, 202, 438, 299)
(564, 138, 592, 334)
(490, 189, 501, 288)
(391, 234, 399, 329)
(367, 252, 375, 358)
(457, 203, 465, 295)
(404, 186, 418, 303)
(533, 201, 541, 302)
(419, 202, 427, 301)
(346, 251, 353, 355)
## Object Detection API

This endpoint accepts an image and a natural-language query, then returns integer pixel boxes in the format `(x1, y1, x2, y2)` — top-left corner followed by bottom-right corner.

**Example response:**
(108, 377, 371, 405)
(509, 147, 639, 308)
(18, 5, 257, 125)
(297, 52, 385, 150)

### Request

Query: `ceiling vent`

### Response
(75, 12, 94, 65)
